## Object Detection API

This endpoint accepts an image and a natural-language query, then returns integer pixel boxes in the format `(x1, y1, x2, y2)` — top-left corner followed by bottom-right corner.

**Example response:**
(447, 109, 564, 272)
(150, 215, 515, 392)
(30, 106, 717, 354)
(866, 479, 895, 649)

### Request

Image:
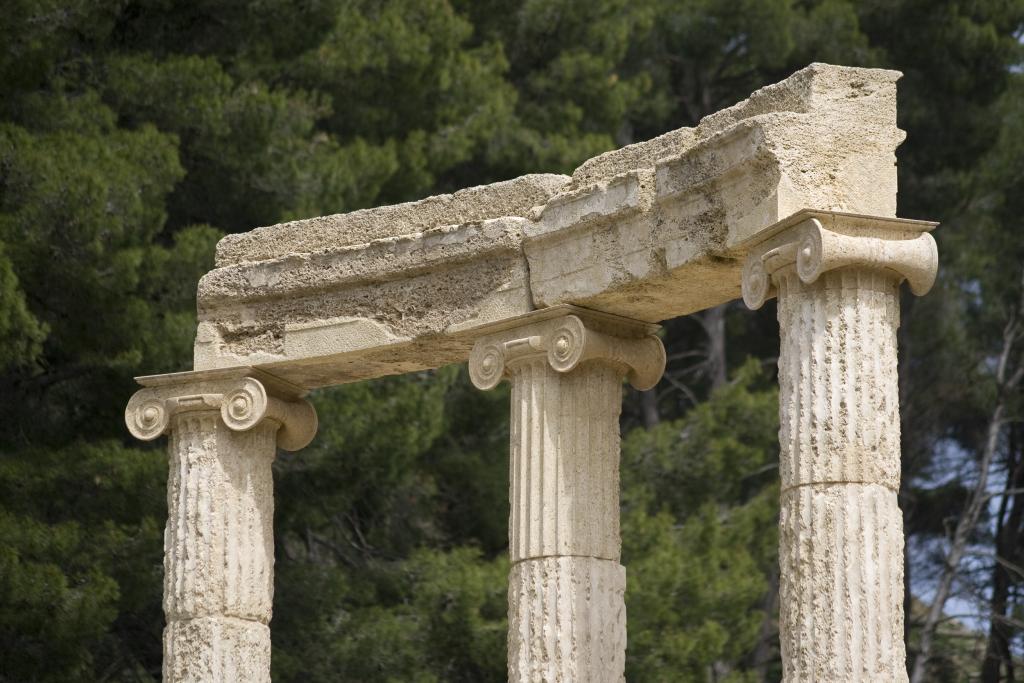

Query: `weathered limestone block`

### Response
(195, 175, 569, 387)
(525, 63, 905, 321)
(742, 214, 937, 682)
(214, 173, 569, 266)
(195, 216, 537, 387)
(192, 63, 906, 388)
(508, 557, 627, 683)
(469, 306, 664, 683)
(125, 368, 317, 683)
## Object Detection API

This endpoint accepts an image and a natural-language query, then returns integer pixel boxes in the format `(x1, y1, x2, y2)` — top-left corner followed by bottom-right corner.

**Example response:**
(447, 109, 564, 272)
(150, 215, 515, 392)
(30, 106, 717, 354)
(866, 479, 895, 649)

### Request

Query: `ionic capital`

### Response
(468, 305, 665, 391)
(125, 368, 317, 451)
(741, 213, 939, 310)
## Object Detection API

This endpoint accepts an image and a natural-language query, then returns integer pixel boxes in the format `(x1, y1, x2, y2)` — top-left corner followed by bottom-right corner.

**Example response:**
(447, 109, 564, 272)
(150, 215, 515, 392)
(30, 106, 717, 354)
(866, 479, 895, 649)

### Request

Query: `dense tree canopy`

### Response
(1, 1, 1022, 680)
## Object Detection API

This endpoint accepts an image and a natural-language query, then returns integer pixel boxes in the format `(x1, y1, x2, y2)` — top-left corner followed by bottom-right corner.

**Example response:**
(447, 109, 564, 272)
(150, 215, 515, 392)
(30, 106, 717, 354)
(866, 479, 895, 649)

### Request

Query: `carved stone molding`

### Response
(125, 367, 317, 451)
(468, 305, 665, 391)
(741, 214, 939, 310)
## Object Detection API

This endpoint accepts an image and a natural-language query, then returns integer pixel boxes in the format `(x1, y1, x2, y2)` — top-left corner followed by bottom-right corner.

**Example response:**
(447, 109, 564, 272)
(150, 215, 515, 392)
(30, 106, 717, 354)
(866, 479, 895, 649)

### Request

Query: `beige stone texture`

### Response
(194, 217, 534, 387)
(469, 308, 664, 683)
(214, 173, 569, 266)
(125, 368, 317, 683)
(742, 215, 937, 682)
(508, 557, 626, 683)
(506, 358, 623, 562)
(125, 367, 317, 451)
(163, 617, 271, 683)
(525, 63, 904, 322)
(569, 127, 697, 189)
(192, 63, 906, 388)
(779, 484, 905, 682)
(163, 415, 276, 623)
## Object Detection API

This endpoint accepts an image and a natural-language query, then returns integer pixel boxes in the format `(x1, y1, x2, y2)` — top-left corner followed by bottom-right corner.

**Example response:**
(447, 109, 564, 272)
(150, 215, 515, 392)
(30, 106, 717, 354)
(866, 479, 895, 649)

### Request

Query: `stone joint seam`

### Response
(169, 614, 270, 627)
(510, 553, 625, 566)
(780, 479, 899, 494)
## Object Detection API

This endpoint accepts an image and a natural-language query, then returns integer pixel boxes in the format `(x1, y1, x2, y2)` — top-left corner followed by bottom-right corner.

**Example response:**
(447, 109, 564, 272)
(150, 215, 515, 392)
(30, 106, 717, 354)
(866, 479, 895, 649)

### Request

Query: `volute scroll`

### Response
(742, 217, 939, 310)
(468, 311, 665, 392)
(125, 372, 318, 451)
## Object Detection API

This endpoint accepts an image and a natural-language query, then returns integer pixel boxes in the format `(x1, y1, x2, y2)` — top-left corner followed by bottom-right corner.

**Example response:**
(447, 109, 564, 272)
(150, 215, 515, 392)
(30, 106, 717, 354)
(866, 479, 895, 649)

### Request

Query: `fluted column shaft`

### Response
(470, 307, 665, 683)
(126, 369, 317, 683)
(508, 358, 626, 682)
(777, 269, 905, 681)
(162, 413, 277, 681)
(743, 216, 938, 682)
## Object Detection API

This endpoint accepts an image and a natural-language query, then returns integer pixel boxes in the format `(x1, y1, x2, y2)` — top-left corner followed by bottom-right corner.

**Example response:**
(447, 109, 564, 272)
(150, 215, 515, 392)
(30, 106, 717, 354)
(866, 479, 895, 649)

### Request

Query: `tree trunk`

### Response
(980, 532, 1013, 682)
(748, 564, 780, 682)
(911, 403, 1006, 682)
(639, 388, 660, 429)
(699, 305, 727, 389)
(910, 311, 1022, 683)
(980, 431, 1024, 683)
(903, 508, 913, 669)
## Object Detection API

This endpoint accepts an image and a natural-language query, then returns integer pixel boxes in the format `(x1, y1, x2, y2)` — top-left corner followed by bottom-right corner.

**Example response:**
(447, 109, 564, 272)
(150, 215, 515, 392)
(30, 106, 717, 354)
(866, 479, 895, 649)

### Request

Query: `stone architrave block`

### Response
(192, 63, 909, 391)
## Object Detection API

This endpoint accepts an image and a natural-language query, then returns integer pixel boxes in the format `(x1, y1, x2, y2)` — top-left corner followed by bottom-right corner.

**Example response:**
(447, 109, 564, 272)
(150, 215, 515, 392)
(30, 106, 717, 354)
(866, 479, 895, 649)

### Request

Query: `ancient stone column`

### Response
(125, 368, 317, 683)
(742, 215, 938, 682)
(469, 307, 665, 683)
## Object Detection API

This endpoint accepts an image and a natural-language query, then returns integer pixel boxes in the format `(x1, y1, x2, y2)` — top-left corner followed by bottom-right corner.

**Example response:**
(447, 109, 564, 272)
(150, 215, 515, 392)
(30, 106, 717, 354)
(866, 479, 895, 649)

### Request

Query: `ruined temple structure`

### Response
(126, 63, 939, 682)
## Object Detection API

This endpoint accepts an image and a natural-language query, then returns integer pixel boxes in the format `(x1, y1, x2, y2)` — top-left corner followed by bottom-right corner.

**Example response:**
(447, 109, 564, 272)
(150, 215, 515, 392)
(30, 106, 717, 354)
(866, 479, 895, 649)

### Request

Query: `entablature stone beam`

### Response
(190, 63, 910, 390)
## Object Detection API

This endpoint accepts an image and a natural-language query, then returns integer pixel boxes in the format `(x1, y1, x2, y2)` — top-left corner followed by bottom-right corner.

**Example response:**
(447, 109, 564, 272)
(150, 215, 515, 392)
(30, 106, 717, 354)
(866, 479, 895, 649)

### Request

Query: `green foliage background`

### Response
(0, 1, 1022, 680)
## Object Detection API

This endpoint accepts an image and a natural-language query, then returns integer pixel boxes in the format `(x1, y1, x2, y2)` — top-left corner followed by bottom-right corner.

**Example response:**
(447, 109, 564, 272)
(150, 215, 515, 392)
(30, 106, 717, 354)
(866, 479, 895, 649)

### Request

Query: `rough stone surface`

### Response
(164, 416, 275, 681)
(777, 268, 902, 491)
(164, 415, 276, 622)
(507, 358, 622, 562)
(163, 617, 271, 683)
(195, 218, 533, 385)
(508, 557, 626, 683)
(779, 484, 905, 683)
(215, 173, 568, 267)
(570, 127, 697, 189)
(775, 271, 906, 681)
(192, 63, 909, 387)
(469, 309, 664, 683)
(525, 63, 905, 322)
